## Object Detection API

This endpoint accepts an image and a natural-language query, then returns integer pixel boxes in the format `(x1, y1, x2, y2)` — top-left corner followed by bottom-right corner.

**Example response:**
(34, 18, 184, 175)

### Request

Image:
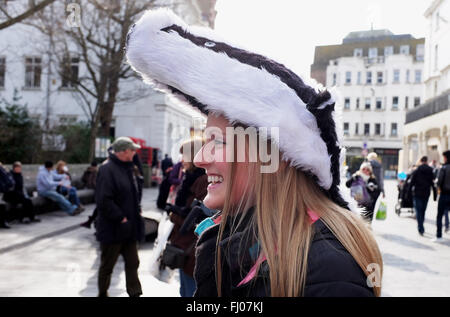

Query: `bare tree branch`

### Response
(0, 0, 56, 30)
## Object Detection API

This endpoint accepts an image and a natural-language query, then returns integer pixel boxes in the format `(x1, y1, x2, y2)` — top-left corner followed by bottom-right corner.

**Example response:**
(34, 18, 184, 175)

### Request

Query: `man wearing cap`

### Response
(95, 136, 145, 297)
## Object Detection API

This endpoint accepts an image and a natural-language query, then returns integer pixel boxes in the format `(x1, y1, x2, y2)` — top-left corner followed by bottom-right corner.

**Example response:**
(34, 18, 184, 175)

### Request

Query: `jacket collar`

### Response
(109, 153, 134, 168)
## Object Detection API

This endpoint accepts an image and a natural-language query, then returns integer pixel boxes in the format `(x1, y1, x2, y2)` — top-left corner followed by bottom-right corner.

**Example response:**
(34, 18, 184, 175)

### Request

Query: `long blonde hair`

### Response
(216, 136, 383, 297)
(55, 160, 67, 174)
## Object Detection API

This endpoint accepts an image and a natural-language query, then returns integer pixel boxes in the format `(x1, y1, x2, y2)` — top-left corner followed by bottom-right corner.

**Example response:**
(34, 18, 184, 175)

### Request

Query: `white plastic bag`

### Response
(149, 212, 174, 277)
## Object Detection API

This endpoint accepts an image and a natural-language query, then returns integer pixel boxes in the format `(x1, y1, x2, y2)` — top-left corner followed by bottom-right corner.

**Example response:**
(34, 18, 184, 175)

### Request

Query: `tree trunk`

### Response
(88, 102, 102, 162)
(98, 64, 121, 138)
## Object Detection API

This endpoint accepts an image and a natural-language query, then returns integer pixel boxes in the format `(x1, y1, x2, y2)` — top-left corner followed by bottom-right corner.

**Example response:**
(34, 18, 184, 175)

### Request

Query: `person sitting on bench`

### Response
(3, 161, 40, 224)
(37, 161, 82, 216)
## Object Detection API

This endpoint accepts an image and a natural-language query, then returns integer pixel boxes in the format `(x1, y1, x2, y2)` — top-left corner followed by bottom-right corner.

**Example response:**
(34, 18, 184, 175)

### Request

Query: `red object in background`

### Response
(129, 136, 152, 165)
(128, 136, 162, 185)
(129, 137, 146, 148)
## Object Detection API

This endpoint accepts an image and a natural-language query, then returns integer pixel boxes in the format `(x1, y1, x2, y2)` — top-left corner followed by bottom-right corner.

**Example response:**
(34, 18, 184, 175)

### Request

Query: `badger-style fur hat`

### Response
(126, 8, 357, 212)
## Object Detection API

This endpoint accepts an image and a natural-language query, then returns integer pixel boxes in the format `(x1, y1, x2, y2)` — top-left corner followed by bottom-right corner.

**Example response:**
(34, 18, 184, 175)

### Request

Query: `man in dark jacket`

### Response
(368, 152, 385, 198)
(3, 162, 40, 224)
(161, 154, 173, 178)
(0, 162, 14, 228)
(410, 156, 436, 236)
(435, 150, 450, 241)
(96, 137, 145, 297)
(81, 161, 98, 190)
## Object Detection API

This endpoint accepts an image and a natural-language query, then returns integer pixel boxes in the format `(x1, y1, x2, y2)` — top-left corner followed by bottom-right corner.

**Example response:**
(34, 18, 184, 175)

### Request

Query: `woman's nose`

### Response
(194, 145, 212, 168)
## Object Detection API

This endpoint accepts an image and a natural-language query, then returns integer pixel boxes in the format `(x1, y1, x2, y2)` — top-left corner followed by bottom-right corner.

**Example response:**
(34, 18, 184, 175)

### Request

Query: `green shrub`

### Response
(0, 89, 42, 163)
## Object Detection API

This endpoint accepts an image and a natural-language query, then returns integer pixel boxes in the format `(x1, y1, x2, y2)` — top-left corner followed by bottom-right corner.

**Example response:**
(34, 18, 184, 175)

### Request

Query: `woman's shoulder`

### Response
(305, 220, 374, 297)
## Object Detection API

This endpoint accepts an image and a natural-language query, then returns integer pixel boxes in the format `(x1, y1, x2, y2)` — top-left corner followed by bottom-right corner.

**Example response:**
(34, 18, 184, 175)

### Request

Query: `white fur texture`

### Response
(126, 8, 334, 189)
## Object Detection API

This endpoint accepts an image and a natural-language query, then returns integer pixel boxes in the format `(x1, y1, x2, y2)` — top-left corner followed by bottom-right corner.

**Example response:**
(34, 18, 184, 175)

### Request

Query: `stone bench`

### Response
(0, 178, 95, 217)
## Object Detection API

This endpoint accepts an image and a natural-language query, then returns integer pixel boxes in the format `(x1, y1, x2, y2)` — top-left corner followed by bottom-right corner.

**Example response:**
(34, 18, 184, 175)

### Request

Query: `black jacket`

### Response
(437, 164, 450, 195)
(95, 154, 144, 244)
(8, 171, 25, 196)
(410, 164, 436, 200)
(194, 210, 374, 297)
(3, 171, 28, 203)
(175, 167, 206, 208)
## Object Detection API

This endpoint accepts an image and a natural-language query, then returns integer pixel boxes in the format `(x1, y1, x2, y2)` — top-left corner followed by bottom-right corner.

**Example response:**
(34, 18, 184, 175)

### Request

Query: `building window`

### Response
(368, 47, 378, 58)
(391, 123, 398, 136)
(376, 98, 382, 110)
(354, 48, 363, 57)
(344, 98, 350, 109)
(415, 70, 422, 83)
(343, 122, 349, 136)
(355, 123, 359, 135)
(375, 123, 381, 135)
(393, 69, 400, 83)
(356, 98, 360, 109)
(366, 71, 372, 84)
(414, 97, 421, 107)
(364, 123, 370, 136)
(25, 56, 42, 88)
(405, 96, 409, 110)
(345, 71, 351, 84)
(400, 45, 410, 55)
(332, 73, 337, 86)
(436, 11, 440, 31)
(434, 45, 438, 71)
(0, 57, 5, 88)
(61, 57, 79, 88)
(377, 72, 383, 84)
(384, 46, 393, 56)
(59, 116, 77, 124)
(357, 72, 361, 85)
(416, 44, 424, 61)
(365, 98, 371, 110)
(392, 96, 399, 109)
(406, 69, 410, 83)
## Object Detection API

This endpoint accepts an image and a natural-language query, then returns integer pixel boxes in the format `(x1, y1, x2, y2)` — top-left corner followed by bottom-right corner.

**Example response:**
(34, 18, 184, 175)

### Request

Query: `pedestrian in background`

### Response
(3, 162, 40, 224)
(346, 162, 380, 223)
(80, 161, 99, 229)
(36, 161, 80, 216)
(410, 156, 437, 236)
(95, 137, 144, 297)
(435, 150, 450, 241)
(126, 9, 383, 297)
(0, 162, 14, 229)
(53, 161, 84, 212)
(167, 138, 208, 297)
(161, 154, 174, 178)
(367, 152, 385, 199)
(81, 161, 98, 190)
(166, 158, 184, 205)
(430, 159, 440, 181)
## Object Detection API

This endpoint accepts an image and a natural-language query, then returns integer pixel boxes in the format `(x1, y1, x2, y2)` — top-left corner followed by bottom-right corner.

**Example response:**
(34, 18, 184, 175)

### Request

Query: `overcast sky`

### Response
(214, 0, 431, 81)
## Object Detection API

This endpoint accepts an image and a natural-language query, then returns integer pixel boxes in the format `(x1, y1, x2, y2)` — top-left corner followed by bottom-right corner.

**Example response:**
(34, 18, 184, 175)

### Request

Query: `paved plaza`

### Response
(0, 180, 449, 297)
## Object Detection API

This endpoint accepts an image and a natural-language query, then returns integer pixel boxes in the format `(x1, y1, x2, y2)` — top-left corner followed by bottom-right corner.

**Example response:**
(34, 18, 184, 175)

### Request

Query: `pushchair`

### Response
(395, 173, 415, 216)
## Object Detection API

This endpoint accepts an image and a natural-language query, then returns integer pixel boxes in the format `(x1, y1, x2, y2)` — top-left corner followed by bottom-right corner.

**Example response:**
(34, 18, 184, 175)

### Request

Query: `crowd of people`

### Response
(398, 151, 450, 241)
(2, 8, 450, 299)
(345, 150, 450, 242)
(0, 159, 100, 229)
(156, 139, 210, 297)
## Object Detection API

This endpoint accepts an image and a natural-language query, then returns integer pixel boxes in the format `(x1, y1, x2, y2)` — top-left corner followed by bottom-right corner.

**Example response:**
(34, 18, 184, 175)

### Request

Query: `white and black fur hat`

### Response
(126, 8, 358, 213)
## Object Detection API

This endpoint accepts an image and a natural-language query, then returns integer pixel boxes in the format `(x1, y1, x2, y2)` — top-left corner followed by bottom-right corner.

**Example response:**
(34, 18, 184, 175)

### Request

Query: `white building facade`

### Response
(322, 31, 425, 178)
(401, 0, 450, 171)
(0, 0, 216, 160)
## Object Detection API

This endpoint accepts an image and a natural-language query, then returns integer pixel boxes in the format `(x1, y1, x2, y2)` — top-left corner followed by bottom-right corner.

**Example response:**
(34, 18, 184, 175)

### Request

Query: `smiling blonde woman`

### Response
(126, 8, 383, 297)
